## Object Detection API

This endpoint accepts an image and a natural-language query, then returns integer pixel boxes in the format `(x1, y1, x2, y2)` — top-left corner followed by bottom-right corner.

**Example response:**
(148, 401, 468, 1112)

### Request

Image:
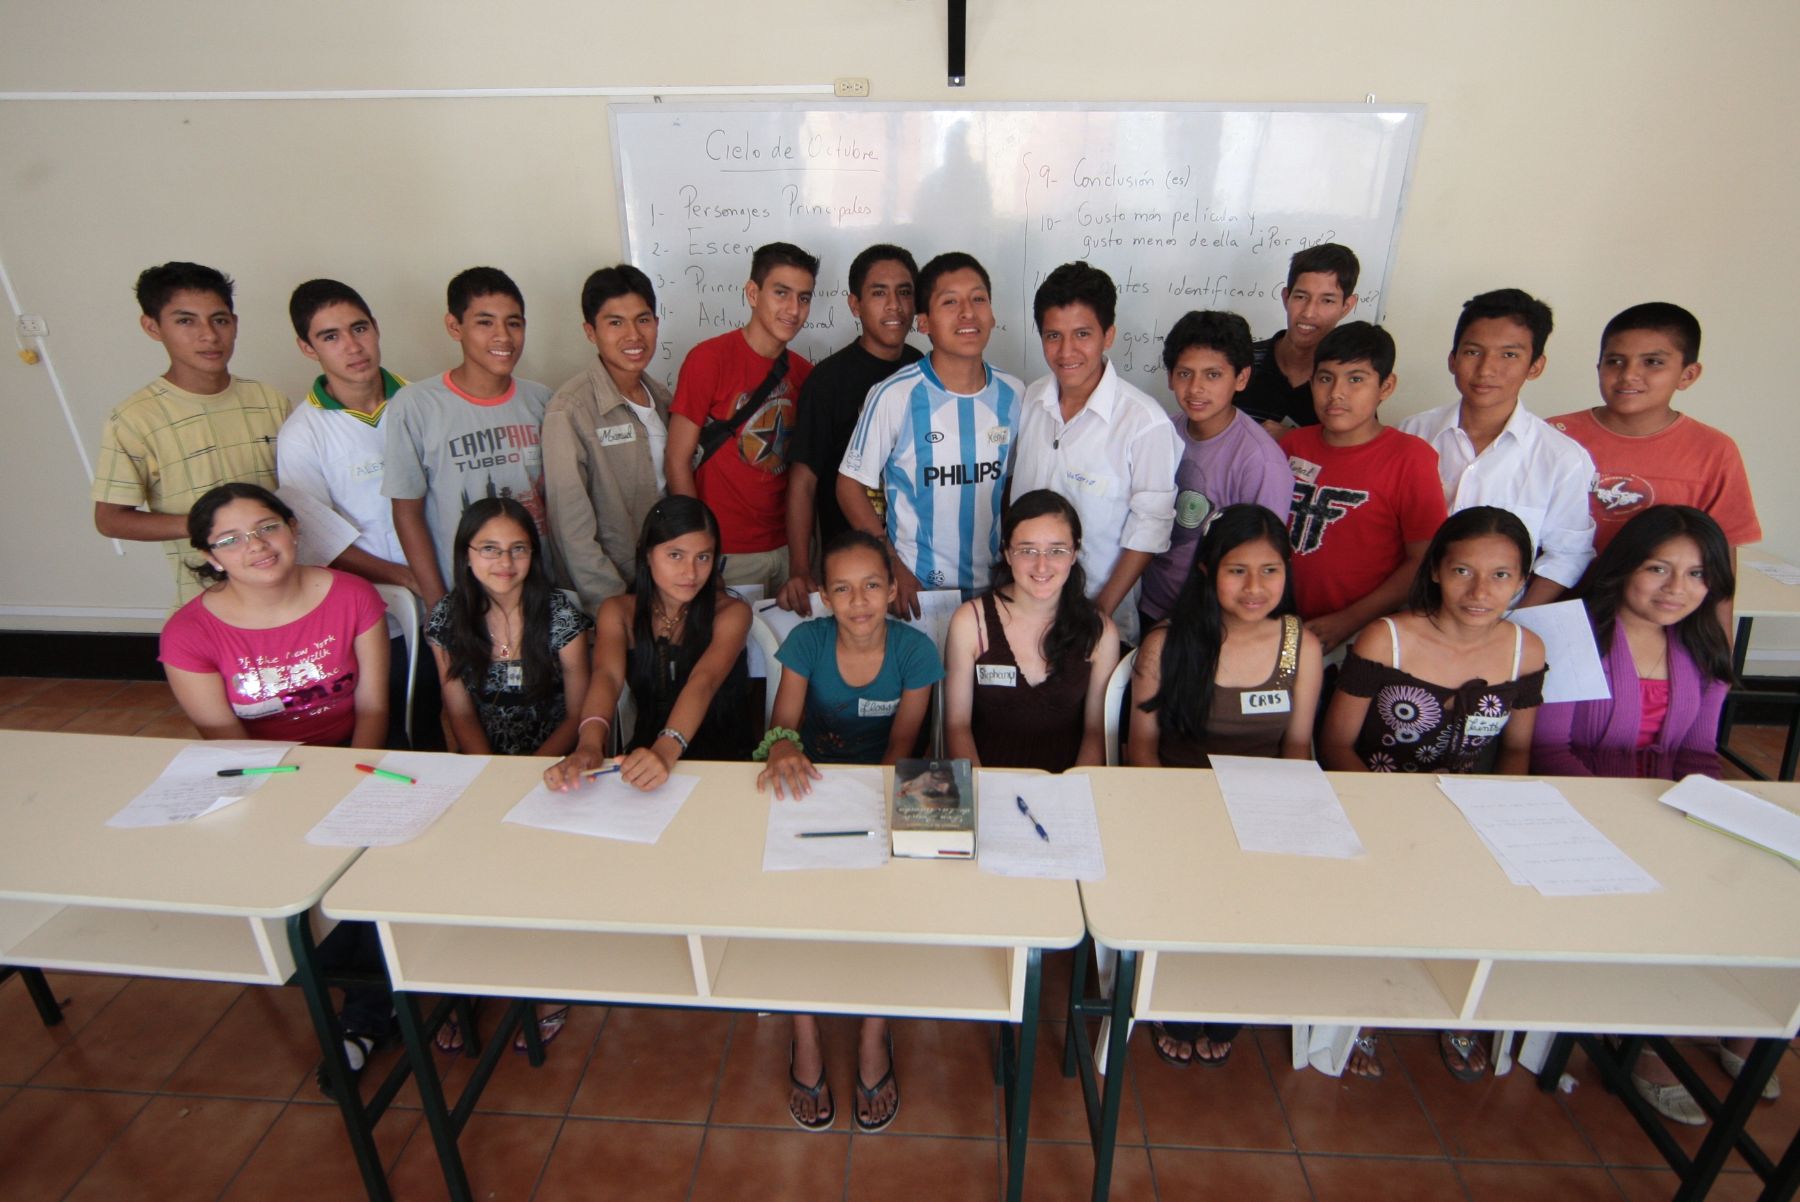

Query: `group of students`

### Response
(96, 232, 1765, 1129)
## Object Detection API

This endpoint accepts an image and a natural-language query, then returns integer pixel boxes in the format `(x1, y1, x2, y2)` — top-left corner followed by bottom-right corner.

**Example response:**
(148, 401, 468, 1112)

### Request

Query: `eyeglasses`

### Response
(1007, 545, 1075, 563)
(470, 543, 533, 561)
(208, 520, 288, 552)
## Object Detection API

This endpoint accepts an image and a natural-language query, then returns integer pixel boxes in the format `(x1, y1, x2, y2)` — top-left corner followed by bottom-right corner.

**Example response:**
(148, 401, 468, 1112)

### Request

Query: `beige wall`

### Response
(2, 1, 1796, 645)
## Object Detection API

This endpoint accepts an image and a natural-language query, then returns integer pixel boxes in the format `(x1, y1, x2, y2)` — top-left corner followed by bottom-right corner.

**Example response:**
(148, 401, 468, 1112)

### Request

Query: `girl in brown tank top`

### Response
(944, 490, 1119, 773)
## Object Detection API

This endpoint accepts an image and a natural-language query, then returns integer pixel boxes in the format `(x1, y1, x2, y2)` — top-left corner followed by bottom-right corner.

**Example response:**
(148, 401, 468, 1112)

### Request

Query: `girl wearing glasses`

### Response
(161, 483, 390, 748)
(944, 489, 1119, 772)
(425, 497, 592, 756)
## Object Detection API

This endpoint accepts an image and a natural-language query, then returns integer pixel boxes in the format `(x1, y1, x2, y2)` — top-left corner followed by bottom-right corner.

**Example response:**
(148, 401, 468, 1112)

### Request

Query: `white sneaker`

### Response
(1718, 1046, 1782, 1100)
(1631, 1073, 1707, 1126)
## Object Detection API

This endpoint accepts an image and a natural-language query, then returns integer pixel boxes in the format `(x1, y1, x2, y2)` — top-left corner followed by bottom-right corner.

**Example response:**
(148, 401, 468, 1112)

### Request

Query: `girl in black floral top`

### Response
(1318, 506, 1547, 1084)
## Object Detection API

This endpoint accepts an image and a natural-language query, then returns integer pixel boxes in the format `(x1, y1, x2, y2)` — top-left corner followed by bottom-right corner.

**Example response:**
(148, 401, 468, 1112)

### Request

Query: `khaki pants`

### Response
(719, 546, 789, 596)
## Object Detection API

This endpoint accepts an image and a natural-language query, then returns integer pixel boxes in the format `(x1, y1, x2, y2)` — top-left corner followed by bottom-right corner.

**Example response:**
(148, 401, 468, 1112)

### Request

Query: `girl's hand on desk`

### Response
(757, 740, 821, 799)
(618, 743, 674, 792)
(544, 746, 605, 792)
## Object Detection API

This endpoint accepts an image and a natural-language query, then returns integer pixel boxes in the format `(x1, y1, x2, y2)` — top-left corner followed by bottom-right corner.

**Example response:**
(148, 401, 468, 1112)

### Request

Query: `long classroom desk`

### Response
(1067, 767, 1800, 1202)
(0, 731, 434, 1202)
(322, 757, 1086, 1202)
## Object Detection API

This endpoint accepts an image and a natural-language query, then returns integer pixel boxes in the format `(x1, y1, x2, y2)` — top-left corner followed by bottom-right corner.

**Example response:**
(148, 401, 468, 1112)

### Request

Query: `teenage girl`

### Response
(1320, 505, 1547, 1081)
(944, 489, 1119, 771)
(756, 529, 943, 1132)
(1128, 503, 1323, 1069)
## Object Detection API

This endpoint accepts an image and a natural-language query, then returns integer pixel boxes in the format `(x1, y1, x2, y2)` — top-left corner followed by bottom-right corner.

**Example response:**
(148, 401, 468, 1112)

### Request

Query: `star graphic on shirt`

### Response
(738, 397, 795, 475)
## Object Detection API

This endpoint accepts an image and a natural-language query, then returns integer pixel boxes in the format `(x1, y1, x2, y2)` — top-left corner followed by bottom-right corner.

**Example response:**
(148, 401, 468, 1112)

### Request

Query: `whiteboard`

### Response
(611, 102, 1423, 394)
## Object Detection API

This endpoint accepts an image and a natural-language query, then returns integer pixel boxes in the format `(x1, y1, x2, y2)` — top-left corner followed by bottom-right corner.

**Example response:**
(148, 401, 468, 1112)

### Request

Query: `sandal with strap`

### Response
(853, 1033, 899, 1133)
(1152, 1022, 1194, 1069)
(317, 1032, 379, 1099)
(788, 1041, 835, 1131)
(514, 1005, 570, 1053)
(1348, 1033, 1383, 1079)
(1440, 1030, 1487, 1082)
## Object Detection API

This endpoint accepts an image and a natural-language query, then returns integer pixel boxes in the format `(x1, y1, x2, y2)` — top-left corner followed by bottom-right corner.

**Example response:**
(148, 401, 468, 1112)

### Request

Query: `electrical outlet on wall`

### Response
(834, 77, 871, 98)
(17, 315, 47, 339)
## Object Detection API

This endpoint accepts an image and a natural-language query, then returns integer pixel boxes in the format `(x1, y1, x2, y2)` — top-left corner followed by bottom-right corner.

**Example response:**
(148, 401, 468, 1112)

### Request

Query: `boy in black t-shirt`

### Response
(778, 244, 923, 612)
(1239, 243, 1362, 436)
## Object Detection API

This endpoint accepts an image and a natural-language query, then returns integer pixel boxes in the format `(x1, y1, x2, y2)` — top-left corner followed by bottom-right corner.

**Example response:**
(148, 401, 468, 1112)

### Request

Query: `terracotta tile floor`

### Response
(2, 676, 1797, 1200)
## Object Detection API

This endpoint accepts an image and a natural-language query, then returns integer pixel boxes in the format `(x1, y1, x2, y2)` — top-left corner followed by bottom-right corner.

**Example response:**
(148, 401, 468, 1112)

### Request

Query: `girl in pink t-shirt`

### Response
(160, 483, 389, 747)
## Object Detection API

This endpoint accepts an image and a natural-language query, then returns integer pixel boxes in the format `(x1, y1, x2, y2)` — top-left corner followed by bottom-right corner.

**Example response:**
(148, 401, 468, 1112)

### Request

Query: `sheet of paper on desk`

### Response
(277, 486, 360, 567)
(1437, 777, 1660, 896)
(975, 770, 1105, 879)
(1209, 755, 1366, 858)
(1660, 774, 1800, 862)
(1504, 599, 1610, 704)
(761, 768, 889, 871)
(306, 752, 489, 846)
(503, 772, 699, 844)
(1748, 561, 1800, 587)
(107, 740, 299, 828)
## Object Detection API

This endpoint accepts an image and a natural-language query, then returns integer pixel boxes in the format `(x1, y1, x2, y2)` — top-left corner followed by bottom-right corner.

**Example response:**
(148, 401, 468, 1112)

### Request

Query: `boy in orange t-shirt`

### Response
(1550, 302, 1759, 555)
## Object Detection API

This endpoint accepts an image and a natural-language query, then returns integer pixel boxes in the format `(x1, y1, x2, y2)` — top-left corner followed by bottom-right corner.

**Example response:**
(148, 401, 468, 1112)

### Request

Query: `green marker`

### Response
(217, 765, 299, 777)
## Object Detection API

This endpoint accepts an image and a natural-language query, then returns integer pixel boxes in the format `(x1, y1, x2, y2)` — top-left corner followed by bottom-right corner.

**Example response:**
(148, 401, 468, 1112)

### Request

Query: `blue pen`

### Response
(581, 764, 624, 781)
(1015, 794, 1050, 842)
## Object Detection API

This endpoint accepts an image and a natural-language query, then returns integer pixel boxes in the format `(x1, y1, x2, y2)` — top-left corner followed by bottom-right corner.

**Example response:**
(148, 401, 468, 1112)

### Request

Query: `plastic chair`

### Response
(373, 584, 422, 747)
(1102, 648, 1137, 767)
(747, 614, 784, 731)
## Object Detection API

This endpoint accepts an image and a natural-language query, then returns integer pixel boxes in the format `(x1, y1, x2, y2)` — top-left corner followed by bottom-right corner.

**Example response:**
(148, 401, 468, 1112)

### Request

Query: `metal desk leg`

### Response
(287, 914, 392, 1202)
(394, 990, 474, 1202)
(1534, 1033, 1576, 1092)
(1089, 950, 1137, 1202)
(0, 966, 64, 1027)
(1000, 948, 1044, 1202)
(1759, 1120, 1800, 1202)
(1674, 1037, 1787, 1202)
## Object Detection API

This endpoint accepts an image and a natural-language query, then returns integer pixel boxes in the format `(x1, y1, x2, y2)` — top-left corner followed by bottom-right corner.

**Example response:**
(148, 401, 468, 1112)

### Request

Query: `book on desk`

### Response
(891, 758, 975, 859)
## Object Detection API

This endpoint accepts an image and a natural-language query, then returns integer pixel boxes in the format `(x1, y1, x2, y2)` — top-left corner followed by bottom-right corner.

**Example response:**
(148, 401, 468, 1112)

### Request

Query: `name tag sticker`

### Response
(986, 425, 1011, 446)
(597, 423, 638, 446)
(231, 697, 285, 720)
(350, 456, 384, 482)
(857, 697, 900, 718)
(1241, 689, 1291, 714)
(1288, 455, 1322, 485)
(976, 664, 1018, 687)
(503, 663, 524, 690)
(1464, 713, 1508, 738)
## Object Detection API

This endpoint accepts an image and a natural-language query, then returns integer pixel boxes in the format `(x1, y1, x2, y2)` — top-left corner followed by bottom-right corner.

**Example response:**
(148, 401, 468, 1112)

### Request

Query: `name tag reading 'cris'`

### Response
(1240, 689, 1290, 714)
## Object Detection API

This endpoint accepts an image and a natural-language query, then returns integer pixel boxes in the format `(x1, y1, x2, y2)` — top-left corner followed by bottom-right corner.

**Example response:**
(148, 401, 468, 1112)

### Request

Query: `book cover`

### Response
(890, 758, 976, 859)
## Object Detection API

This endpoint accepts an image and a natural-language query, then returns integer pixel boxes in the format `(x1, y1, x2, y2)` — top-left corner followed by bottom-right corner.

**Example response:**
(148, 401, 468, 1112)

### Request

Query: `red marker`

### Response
(354, 763, 416, 785)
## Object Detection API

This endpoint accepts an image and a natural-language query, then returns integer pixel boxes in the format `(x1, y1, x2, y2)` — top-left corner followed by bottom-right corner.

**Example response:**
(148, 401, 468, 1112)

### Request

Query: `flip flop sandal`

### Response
(788, 1041, 835, 1131)
(434, 1013, 465, 1055)
(1440, 1031, 1487, 1082)
(853, 1034, 899, 1133)
(317, 1032, 378, 1099)
(515, 1005, 570, 1052)
(1151, 1022, 1194, 1069)
(1349, 1033, 1384, 1079)
(1194, 1037, 1233, 1069)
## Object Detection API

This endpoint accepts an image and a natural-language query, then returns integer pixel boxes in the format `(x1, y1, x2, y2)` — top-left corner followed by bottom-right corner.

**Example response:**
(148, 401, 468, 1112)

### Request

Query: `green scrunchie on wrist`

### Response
(753, 726, 805, 763)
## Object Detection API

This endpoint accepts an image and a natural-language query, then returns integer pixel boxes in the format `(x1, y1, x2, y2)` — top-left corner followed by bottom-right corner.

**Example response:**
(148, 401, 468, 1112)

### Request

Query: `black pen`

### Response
(797, 829, 874, 839)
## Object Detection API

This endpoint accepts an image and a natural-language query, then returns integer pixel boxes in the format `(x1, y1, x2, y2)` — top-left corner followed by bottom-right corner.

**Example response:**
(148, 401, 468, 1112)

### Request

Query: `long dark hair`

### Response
(1141, 504, 1294, 738)
(627, 495, 726, 703)
(1406, 505, 1533, 615)
(442, 497, 558, 700)
(1581, 505, 1735, 684)
(187, 482, 295, 587)
(988, 489, 1101, 678)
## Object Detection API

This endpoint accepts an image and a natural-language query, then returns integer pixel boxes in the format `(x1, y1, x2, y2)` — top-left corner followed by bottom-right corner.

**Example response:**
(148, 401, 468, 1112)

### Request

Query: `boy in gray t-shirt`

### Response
(384, 267, 558, 609)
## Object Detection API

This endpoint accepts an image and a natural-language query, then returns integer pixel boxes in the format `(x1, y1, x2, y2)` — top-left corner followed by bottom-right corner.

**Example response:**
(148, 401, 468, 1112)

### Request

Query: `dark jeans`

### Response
(1161, 1021, 1243, 1044)
(315, 919, 391, 1039)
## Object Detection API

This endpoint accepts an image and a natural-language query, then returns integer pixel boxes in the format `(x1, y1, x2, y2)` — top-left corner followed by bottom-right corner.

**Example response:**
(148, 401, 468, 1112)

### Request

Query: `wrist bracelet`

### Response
(752, 726, 805, 763)
(578, 715, 611, 735)
(656, 727, 689, 755)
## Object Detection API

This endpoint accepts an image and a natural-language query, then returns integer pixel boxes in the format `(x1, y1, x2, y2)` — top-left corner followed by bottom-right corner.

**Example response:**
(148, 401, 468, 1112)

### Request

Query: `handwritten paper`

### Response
(1437, 777, 1660, 896)
(502, 771, 700, 844)
(278, 486, 360, 567)
(1505, 600, 1611, 704)
(976, 770, 1106, 879)
(107, 740, 298, 828)
(1209, 755, 1366, 859)
(305, 752, 489, 847)
(1660, 774, 1800, 863)
(1748, 560, 1800, 587)
(761, 768, 889, 871)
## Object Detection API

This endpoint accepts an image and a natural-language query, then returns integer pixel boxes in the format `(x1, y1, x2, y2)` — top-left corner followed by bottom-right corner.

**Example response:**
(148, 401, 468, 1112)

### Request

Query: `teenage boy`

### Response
(544, 265, 673, 613)
(664, 242, 817, 593)
(384, 267, 555, 612)
(1280, 322, 1447, 652)
(1550, 302, 1760, 555)
(1138, 310, 1294, 626)
(1399, 288, 1595, 605)
(93, 262, 290, 604)
(1010, 261, 1179, 645)
(1239, 243, 1362, 437)
(779, 244, 923, 613)
(838, 252, 1023, 616)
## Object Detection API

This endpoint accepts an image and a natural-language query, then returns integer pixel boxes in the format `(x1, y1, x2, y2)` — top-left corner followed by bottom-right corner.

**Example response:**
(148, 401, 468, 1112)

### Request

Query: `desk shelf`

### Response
(699, 937, 1021, 1020)
(1471, 961, 1800, 1037)
(379, 923, 701, 1005)
(0, 901, 290, 985)
(1136, 951, 1474, 1027)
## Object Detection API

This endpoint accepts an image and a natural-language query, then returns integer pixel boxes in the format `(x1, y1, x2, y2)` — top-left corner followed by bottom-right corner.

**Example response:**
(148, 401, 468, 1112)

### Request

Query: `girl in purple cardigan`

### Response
(1531, 505, 1768, 1121)
(1531, 505, 1734, 780)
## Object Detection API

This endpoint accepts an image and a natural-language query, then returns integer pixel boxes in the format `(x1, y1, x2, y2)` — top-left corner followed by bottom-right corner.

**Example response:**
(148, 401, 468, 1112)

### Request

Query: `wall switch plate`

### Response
(17, 315, 47, 339)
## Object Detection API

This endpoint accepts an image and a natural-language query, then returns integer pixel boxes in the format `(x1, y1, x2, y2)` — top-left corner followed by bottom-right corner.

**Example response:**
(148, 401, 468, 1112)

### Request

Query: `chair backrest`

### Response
(373, 584, 422, 746)
(1103, 648, 1138, 767)
(614, 682, 637, 756)
(747, 614, 785, 730)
